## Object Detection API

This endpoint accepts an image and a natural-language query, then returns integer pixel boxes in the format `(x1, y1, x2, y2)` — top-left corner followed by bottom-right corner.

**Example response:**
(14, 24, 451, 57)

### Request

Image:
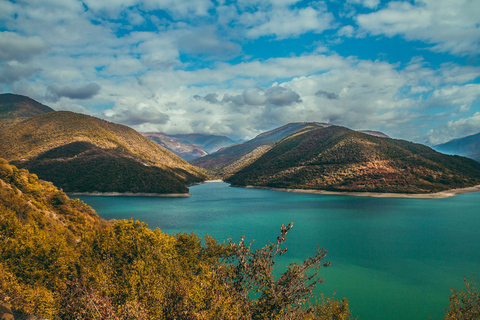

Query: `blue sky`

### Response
(1, 0, 479, 144)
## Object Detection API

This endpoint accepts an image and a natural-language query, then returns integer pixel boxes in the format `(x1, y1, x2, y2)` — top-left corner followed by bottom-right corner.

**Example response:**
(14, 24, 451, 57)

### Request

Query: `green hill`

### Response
(0, 111, 207, 194)
(0, 93, 54, 130)
(226, 126, 480, 194)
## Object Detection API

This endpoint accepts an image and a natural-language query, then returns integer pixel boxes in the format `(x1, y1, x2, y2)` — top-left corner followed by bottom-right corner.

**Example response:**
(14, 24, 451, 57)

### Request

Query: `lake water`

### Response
(75, 182, 480, 320)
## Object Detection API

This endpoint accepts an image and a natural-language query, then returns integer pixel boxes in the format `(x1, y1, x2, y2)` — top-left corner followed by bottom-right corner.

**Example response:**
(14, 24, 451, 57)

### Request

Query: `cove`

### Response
(75, 182, 480, 320)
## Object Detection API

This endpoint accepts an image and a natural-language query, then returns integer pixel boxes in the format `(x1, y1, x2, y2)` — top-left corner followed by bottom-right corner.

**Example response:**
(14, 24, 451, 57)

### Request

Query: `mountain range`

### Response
(190, 122, 330, 176)
(141, 132, 235, 161)
(2, 92, 480, 196)
(222, 125, 480, 194)
(433, 132, 480, 162)
(190, 123, 391, 178)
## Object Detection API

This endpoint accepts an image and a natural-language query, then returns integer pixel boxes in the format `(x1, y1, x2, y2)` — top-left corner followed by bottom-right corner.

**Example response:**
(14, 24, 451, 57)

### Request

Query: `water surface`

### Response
(76, 182, 480, 320)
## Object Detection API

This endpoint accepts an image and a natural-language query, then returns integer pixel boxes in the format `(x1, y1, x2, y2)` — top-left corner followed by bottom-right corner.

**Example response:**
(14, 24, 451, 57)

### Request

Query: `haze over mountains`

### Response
(142, 132, 235, 161)
(433, 132, 480, 162)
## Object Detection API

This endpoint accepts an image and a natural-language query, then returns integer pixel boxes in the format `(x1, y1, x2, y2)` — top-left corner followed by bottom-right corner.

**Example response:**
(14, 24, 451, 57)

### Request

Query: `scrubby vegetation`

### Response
(445, 276, 480, 320)
(0, 160, 355, 319)
(226, 126, 480, 194)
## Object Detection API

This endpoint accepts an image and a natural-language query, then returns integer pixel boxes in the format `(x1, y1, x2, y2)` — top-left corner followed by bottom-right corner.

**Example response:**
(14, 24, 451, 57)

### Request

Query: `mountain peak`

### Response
(0, 93, 54, 130)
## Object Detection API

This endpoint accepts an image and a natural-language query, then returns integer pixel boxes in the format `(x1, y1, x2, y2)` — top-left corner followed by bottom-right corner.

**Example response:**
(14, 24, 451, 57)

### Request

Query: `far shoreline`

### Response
(67, 191, 191, 197)
(230, 184, 480, 199)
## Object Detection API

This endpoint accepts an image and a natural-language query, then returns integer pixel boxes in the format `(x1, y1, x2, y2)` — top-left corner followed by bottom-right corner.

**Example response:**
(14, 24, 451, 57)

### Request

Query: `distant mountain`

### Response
(190, 122, 329, 176)
(226, 125, 480, 194)
(0, 111, 207, 194)
(168, 133, 235, 153)
(433, 132, 480, 162)
(0, 93, 54, 130)
(142, 132, 208, 161)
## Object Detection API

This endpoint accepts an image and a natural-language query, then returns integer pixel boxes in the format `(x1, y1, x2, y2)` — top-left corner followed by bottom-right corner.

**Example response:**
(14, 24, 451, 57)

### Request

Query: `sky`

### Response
(1, 0, 479, 144)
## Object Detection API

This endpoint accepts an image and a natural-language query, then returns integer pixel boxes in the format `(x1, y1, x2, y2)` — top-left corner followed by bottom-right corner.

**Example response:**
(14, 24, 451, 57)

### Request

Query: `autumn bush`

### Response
(445, 276, 479, 320)
(1, 158, 357, 319)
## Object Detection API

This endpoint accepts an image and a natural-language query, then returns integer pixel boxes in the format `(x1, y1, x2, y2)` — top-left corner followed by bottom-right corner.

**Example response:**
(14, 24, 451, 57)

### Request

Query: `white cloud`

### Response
(427, 112, 480, 145)
(177, 27, 242, 59)
(136, 36, 180, 69)
(337, 25, 355, 37)
(424, 84, 480, 111)
(356, 0, 480, 56)
(0, 32, 48, 62)
(83, 0, 213, 19)
(104, 102, 170, 126)
(347, 0, 380, 9)
(0, 61, 41, 84)
(1, 0, 479, 146)
(243, 5, 334, 39)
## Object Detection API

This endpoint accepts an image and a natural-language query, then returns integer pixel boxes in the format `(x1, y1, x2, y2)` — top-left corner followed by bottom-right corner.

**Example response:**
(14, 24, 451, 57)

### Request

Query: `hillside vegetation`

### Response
(0, 160, 356, 320)
(226, 126, 480, 194)
(0, 111, 207, 193)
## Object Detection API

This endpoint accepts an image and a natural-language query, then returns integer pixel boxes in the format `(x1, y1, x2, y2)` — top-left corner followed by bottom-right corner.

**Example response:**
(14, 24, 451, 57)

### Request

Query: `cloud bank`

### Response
(0, 0, 479, 144)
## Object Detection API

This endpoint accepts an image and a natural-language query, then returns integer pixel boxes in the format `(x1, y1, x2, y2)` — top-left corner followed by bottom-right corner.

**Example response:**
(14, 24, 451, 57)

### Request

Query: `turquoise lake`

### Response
(75, 182, 480, 320)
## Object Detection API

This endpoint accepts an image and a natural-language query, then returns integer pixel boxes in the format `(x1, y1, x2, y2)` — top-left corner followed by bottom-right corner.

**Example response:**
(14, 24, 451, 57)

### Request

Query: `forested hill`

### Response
(0, 93, 54, 130)
(226, 125, 480, 194)
(0, 111, 206, 194)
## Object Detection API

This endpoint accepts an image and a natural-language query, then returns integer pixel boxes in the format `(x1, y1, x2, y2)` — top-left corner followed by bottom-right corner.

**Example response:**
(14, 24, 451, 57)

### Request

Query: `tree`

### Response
(445, 276, 480, 320)
(223, 222, 332, 319)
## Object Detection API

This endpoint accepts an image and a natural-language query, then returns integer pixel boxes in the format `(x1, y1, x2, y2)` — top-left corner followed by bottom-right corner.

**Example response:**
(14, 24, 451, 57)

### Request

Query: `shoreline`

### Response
(67, 191, 191, 197)
(230, 184, 480, 199)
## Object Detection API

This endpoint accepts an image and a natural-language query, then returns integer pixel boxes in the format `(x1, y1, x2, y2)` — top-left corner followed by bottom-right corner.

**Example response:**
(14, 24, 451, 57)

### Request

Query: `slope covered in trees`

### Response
(0, 160, 356, 319)
(0, 111, 207, 194)
(226, 125, 480, 194)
